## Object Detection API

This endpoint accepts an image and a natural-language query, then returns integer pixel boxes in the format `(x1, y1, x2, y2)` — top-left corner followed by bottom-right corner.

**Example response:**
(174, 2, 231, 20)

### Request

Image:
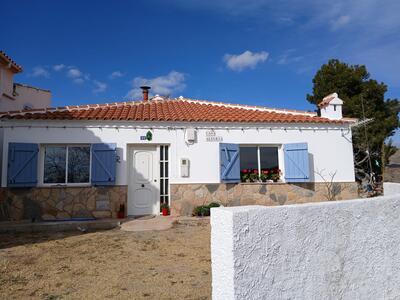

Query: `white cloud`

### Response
(93, 80, 107, 93)
(168, 0, 400, 86)
(53, 64, 65, 71)
(109, 71, 124, 79)
(277, 49, 304, 65)
(331, 15, 350, 31)
(223, 50, 269, 71)
(31, 66, 50, 78)
(126, 71, 186, 99)
(73, 78, 85, 84)
(167, 1, 400, 36)
(67, 68, 83, 79)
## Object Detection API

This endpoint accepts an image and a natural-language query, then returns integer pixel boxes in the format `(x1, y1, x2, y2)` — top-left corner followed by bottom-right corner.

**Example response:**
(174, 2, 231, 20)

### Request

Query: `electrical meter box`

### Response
(185, 128, 196, 143)
(181, 158, 190, 177)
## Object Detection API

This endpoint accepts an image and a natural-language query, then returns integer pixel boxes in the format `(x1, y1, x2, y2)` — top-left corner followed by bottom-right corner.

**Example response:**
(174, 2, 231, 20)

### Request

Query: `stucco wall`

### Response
(171, 182, 358, 216)
(0, 65, 51, 112)
(13, 84, 51, 109)
(0, 67, 14, 98)
(1, 120, 355, 187)
(211, 186, 400, 299)
(383, 182, 400, 196)
(0, 186, 127, 221)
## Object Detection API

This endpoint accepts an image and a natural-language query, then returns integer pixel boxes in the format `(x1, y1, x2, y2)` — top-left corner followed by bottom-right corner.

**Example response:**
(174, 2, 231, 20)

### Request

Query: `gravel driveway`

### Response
(0, 219, 211, 299)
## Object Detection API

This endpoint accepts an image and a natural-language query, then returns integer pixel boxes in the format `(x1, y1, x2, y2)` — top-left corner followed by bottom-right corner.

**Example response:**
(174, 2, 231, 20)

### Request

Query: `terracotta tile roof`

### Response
(0, 51, 23, 73)
(318, 92, 340, 108)
(0, 98, 354, 124)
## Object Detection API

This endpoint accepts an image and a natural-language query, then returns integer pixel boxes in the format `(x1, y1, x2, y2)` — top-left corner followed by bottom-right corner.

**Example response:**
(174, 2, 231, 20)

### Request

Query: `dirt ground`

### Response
(0, 220, 211, 299)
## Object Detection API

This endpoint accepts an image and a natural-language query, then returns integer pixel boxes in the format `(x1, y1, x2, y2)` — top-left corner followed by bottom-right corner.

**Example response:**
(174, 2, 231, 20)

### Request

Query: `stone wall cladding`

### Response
(170, 182, 359, 216)
(0, 186, 127, 221)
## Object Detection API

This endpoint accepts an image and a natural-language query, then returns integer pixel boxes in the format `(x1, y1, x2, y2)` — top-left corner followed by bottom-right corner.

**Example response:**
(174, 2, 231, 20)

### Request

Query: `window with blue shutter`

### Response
(91, 143, 117, 185)
(220, 143, 240, 183)
(7, 143, 39, 187)
(284, 143, 310, 182)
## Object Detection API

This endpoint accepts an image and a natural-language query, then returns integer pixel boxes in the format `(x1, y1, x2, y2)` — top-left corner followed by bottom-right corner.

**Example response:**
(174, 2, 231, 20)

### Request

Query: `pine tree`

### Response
(307, 59, 399, 182)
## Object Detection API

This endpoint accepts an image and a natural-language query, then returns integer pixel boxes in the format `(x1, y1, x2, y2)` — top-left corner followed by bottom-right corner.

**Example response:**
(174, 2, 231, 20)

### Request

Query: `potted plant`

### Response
(161, 203, 170, 216)
(249, 170, 259, 182)
(117, 204, 125, 219)
(241, 169, 250, 182)
(271, 168, 281, 182)
(260, 169, 269, 182)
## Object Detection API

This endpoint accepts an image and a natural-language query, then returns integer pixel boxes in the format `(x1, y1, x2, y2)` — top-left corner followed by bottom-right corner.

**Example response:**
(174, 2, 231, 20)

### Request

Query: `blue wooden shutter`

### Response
(284, 143, 310, 182)
(91, 143, 117, 185)
(7, 143, 39, 187)
(220, 143, 240, 183)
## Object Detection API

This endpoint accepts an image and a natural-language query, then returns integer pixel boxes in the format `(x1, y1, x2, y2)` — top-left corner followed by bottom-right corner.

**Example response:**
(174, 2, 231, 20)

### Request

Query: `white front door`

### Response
(128, 146, 159, 216)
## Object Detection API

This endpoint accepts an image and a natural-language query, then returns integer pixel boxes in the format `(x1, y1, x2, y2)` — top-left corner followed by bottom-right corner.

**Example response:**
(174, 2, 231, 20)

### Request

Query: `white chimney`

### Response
(318, 92, 343, 120)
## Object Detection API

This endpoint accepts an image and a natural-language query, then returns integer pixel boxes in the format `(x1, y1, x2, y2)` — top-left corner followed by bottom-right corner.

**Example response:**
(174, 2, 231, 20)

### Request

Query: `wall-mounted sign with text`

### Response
(206, 130, 223, 142)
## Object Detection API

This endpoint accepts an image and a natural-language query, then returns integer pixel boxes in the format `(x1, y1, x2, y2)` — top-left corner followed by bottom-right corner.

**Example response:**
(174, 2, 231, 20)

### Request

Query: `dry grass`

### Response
(0, 220, 211, 299)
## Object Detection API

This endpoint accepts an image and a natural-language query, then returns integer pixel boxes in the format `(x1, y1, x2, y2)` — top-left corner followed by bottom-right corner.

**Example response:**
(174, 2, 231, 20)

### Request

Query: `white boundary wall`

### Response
(211, 183, 400, 299)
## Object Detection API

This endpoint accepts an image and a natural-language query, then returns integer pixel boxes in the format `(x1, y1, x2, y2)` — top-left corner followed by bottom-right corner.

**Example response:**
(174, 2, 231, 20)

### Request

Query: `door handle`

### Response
(141, 184, 145, 188)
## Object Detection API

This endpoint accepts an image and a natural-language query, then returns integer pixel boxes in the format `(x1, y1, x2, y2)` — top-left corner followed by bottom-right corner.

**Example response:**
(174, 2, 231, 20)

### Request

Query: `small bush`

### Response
(208, 202, 220, 208)
(192, 205, 209, 216)
(193, 202, 220, 216)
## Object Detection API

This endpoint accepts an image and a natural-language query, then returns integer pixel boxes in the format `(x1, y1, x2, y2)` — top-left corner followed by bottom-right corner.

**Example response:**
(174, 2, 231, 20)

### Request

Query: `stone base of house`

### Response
(170, 182, 359, 216)
(0, 182, 360, 221)
(0, 186, 127, 222)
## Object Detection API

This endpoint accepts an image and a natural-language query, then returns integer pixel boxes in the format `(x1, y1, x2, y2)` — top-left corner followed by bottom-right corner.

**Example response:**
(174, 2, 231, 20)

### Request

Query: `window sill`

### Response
(38, 183, 92, 188)
(239, 181, 286, 185)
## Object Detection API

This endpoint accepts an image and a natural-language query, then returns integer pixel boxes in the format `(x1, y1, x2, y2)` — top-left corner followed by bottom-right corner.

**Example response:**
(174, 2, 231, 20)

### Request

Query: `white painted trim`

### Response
(0, 119, 353, 130)
(239, 144, 283, 182)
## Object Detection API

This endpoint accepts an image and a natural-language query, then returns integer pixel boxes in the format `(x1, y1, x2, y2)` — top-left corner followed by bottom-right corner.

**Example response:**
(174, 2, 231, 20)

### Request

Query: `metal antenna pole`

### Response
(360, 93, 374, 184)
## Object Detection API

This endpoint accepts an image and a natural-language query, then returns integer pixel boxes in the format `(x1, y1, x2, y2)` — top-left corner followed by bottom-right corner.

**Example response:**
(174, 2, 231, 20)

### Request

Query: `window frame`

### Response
(39, 144, 92, 187)
(159, 145, 170, 206)
(239, 144, 285, 183)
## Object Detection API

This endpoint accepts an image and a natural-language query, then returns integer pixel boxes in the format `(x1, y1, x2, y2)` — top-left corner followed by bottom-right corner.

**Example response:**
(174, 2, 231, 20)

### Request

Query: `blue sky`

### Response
(1, 1, 399, 135)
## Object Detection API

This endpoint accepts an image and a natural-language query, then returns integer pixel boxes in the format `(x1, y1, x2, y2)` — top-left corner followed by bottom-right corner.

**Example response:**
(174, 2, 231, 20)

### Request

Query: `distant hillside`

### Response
(385, 150, 400, 182)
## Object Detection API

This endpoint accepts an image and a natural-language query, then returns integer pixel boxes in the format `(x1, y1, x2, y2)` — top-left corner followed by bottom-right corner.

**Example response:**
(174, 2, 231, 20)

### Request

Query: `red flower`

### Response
(262, 170, 269, 174)
(253, 169, 258, 174)
(242, 169, 248, 174)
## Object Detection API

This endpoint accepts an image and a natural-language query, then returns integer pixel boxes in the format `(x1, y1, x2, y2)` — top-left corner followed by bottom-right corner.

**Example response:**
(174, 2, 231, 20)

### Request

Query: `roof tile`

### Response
(0, 98, 354, 124)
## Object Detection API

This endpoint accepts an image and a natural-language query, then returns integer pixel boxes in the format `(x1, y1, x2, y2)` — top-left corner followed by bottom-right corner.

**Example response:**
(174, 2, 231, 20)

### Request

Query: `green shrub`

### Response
(192, 205, 210, 217)
(193, 202, 220, 216)
(208, 202, 220, 208)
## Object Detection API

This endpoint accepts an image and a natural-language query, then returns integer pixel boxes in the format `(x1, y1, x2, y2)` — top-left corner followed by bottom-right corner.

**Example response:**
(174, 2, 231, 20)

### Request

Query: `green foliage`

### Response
(160, 203, 170, 213)
(207, 202, 221, 208)
(192, 202, 221, 216)
(307, 59, 399, 177)
(382, 139, 397, 167)
(193, 205, 210, 217)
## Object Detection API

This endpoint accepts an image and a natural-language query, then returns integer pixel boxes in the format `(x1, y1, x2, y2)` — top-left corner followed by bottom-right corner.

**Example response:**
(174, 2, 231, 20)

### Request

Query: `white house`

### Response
(0, 51, 51, 112)
(0, 87, 359, 221)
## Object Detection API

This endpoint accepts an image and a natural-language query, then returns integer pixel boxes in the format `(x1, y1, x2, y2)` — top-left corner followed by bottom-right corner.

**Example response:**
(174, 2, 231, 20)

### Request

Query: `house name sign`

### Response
(206, 130, 223, 142)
